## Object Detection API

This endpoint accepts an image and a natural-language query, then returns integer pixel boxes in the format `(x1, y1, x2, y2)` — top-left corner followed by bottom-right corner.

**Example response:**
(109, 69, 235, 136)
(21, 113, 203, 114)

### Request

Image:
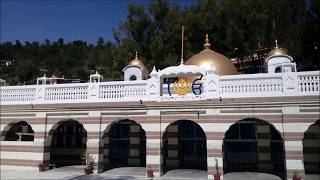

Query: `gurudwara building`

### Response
(0, 35, 319, 180)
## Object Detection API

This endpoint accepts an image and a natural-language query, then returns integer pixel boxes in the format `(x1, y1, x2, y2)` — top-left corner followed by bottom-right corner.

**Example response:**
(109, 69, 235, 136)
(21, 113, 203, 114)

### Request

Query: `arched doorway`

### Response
(303, 120, 320, 174)
(48, 120, 87, 168)
(223, 118, 285, 179)
(101, 119, 146, 171)
(162, 120, 207, 174)
(1, 121, 34, 141)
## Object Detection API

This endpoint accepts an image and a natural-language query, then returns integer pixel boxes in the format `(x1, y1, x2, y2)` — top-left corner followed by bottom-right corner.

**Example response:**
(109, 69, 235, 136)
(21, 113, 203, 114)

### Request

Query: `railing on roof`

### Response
(0, 71, 319, 105)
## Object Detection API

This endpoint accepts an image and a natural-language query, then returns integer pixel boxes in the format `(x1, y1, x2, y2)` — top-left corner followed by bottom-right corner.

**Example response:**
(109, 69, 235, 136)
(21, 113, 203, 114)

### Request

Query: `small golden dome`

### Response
(128, 51, 144, 69)
(266, 40, 288, 59)
(185, 34, 238, 76)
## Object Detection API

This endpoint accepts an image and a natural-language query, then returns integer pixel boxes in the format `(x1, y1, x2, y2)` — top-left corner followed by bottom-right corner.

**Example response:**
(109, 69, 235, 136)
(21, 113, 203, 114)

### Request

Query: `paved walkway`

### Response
(101, 167, 146, 177)
(1, 168, 81, 180)
(161, 169, 207, 179)
(223, 172, 281, 180)
(2, 166, 320, 180)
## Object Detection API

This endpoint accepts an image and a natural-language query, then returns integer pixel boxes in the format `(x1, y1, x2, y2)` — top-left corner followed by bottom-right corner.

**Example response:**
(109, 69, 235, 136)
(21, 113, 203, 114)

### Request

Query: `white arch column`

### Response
(206, 139, 223, 180)
(142, 110, 162, 177)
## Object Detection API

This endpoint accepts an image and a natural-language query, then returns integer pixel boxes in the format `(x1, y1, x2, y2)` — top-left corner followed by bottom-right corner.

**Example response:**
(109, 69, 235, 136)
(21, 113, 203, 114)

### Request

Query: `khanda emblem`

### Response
(172, 78, 192, 96)
(167, 75, 203, 96)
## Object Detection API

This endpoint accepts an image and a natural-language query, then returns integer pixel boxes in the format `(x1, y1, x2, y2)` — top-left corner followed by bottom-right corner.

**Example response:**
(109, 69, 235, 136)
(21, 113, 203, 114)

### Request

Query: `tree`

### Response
(0, 0, 318, 85)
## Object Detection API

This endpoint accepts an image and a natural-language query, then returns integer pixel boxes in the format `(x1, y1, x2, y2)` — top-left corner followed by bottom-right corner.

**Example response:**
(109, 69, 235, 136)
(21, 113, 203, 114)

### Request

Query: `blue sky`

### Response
(1, 0, 195, 45)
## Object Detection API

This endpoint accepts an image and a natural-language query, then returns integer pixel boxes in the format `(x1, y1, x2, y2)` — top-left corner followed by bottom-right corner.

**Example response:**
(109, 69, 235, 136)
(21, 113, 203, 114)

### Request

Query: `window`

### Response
(3, 121, 34, 141)
(129, 75, 137, 81)
(275, 66, 281, 73)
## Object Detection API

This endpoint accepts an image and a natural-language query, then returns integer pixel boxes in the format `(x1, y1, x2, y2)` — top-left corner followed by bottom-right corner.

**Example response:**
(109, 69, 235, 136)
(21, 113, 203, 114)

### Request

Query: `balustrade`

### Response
(98, 81, 147, 100)
(298, 71, 320, 93)
(0, 86, 36, 102)
(45, 85, 88, 101)
(1, 71, 319, 104)
(220, 74, 283, 97)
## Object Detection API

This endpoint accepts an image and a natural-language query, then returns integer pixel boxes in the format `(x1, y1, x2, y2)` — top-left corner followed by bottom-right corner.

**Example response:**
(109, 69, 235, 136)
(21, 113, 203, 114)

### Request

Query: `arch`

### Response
(129, 75, 137, 81)
(1, 121, 34, 141)
(223, 118, 285, 179)
(162, 120, 207, 174)
(47, 119, 87, 168)
(100, 119, 146, 172)
(303, 119, 320, 174)
(275, 66, 282, 73)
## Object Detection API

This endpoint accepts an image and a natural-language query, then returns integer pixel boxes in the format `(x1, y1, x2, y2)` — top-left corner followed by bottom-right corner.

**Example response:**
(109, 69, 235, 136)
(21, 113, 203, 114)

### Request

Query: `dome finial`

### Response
(135, 51, 138, 60)
(274, 40, 279, 49)
(180, 26, 185, 64)
(204, 34, 211, 49)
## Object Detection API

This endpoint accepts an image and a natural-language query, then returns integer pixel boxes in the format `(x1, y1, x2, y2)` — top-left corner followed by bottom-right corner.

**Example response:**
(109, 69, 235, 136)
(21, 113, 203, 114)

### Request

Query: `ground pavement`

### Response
(1, 166, 320, 180)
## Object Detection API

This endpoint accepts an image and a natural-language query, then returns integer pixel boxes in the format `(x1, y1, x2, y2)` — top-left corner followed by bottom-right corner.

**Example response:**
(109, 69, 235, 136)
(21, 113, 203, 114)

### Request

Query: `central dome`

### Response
(185, 34, 238, 76)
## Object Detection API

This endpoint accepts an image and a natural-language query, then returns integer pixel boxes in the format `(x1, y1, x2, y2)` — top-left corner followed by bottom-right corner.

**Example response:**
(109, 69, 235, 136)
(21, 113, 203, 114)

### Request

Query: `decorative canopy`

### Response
(158, 63, 209, 78)
(90, 71, 103, 83)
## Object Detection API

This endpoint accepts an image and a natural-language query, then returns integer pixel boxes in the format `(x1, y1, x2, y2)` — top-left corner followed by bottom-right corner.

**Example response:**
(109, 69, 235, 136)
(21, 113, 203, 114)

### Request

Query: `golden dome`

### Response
(266, 40, 288, 59)
(185, 34, 238, 76)
(128, 51, 145, 69)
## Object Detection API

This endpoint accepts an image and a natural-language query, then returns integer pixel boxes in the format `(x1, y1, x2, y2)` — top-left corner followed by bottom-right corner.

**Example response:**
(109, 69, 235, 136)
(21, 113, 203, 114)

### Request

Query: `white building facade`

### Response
(0, 37, 319, 180)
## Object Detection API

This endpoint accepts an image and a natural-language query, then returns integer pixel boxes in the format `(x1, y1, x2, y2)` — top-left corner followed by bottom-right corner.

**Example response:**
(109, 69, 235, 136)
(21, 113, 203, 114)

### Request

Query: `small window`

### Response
(275, 66, 281, 73)
(129, 75, 137, 81)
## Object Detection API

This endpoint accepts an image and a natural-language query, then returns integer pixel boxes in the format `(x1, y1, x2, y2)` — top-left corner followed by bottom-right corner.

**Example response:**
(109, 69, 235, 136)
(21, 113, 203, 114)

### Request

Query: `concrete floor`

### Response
(101, 167, 146, 177)
(223, 172, 282, 180)
(102, 167, 208, 180)
(2, 166, 320, 180)
(162, 169, 207, 179)
(304, 174, 320, 180)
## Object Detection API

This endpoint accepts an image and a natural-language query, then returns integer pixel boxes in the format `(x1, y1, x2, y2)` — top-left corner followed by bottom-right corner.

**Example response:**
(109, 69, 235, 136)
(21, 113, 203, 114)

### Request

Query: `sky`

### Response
(1, 0, 196, 45)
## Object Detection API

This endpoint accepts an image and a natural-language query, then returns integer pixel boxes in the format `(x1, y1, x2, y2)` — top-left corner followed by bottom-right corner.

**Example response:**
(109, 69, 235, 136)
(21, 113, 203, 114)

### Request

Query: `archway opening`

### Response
(101, 119, 146, 171)
(223, 118, 285, 179)
(1, 121, 34, 141)
(48, 120, 87, 168)
(303, 120, 320, 174)
(129, 75, 137, 81)
(162, 120, 207, 174)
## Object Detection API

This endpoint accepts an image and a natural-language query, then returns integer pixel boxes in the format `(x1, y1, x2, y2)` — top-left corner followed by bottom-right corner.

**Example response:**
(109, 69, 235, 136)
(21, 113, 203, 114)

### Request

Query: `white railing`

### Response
(220, 73, 283, 97)
(297, 71, 320, 93)
(45, 84, 88, 101)
(0, 85, 36, 102)
(99, 80, 147, 99)
(1, 71, 319, 104)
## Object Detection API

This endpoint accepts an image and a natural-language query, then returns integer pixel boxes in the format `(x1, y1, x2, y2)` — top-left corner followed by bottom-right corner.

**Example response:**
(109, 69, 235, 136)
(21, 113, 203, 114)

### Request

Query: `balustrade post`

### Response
(35, 85, 46, 101)
(147, 78, 160, 100)
(203, 73, 220, 98)
(88, 83, 99, 100)
(147, 67, 160, 101)
(282, 72, 298, 96)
